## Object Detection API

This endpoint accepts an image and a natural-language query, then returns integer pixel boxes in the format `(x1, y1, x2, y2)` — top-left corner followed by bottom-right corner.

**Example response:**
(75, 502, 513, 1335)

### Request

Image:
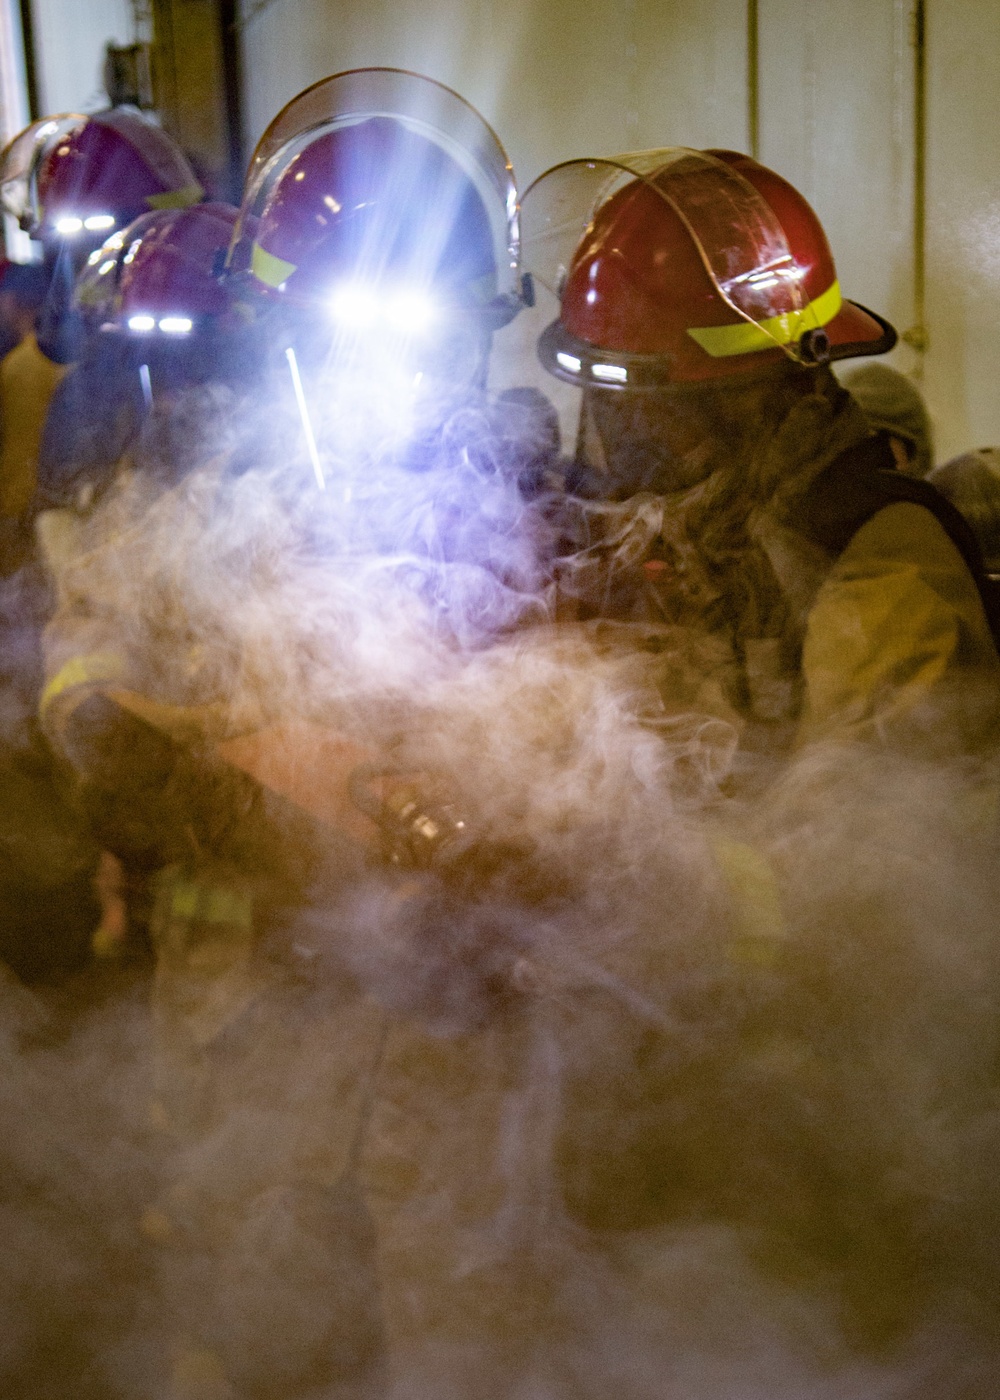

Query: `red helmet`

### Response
(74, 202, 239, 337)
(1, 109, 201, 244)
(522, 148, 895, 388)
(226, 68, 522, 330)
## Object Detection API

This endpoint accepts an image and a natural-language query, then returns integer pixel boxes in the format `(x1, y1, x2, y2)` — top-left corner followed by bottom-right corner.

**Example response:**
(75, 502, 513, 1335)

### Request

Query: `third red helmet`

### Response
(22, 109, 201, 245)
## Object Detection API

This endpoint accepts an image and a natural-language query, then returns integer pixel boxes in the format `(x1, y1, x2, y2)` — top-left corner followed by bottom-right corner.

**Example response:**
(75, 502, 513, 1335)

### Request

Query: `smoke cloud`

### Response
(4, 364, 1000, 1398)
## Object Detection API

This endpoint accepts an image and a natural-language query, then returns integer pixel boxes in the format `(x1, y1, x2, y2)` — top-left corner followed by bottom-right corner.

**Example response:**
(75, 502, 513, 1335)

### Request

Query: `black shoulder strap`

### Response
(796, 431, 1000, 655)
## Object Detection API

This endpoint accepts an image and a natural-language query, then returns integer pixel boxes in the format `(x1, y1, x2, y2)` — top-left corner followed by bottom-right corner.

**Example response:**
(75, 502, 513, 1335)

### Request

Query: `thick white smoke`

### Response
(5, 366, 1000, 1398)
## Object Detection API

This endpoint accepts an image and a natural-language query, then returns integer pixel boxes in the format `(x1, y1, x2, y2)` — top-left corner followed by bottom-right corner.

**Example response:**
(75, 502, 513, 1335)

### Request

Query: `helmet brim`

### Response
(538, 299, 898, 391)
(825, 299, 897, 360)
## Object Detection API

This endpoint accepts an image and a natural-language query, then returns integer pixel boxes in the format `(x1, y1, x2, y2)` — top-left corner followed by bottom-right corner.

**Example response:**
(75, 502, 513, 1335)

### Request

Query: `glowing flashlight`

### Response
(330, 284, 379, 328)
(384, 290, 437, 334)
(330, 282, 438, 335)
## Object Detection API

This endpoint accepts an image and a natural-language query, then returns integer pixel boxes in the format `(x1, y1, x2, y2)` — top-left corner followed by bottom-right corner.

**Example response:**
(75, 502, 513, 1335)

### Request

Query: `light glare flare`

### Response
(84, 213, 115, 232)
(285, 345, 326, 491)
(330, 284, 379, 327)
(385, 290, 436, 334)
(127, 314, 155, 333)
(330, 282, 438, 336)
(55, 215, 83, 235)
(159, 317, 193, 335)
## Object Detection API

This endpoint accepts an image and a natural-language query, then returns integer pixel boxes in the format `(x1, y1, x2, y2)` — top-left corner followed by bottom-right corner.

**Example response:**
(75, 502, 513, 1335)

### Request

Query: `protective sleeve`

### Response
(0, 334, 69, 519)
(797, 502, 1000, 751)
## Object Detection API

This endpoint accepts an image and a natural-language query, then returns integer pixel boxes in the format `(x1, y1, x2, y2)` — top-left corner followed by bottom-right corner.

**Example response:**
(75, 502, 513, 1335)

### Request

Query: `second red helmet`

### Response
(227, 68, 523, 331)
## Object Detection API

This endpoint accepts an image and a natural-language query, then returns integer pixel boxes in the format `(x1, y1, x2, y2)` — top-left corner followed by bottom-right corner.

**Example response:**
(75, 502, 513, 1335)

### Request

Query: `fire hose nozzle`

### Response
(348, 764, 473, 871)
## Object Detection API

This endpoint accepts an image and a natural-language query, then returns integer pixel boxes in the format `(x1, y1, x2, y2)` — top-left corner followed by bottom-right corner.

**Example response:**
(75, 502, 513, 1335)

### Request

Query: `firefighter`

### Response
(0, 114, 199, 987)
(223, 65, 551, 502)
(37, 70, 565, 1399)
(521, 147, 1000, 762)
(0, 109, 202, 540)
(36, 198, 249, 517)
(515, 146, 1000, 1344)
(36, 199, 260, 973)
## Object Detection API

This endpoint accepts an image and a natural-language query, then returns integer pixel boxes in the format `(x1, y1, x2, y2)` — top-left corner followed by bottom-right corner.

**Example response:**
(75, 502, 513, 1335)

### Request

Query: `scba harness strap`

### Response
(796, 431, 1000, 658)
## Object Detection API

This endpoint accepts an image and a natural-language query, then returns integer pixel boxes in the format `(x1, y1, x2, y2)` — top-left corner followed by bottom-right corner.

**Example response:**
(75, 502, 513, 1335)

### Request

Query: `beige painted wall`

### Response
(229, 0, 998, 463)
(924, 2, 1000, 459)
(30, 0, 134, 113)
(757, 0, 1000, 461)
(240, 0, 750, 186)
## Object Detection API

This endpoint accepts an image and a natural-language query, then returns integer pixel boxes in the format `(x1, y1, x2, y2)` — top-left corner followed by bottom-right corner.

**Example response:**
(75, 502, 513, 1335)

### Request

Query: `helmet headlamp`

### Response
(329, 282, 439, 337)
(126, 313, 194, 335)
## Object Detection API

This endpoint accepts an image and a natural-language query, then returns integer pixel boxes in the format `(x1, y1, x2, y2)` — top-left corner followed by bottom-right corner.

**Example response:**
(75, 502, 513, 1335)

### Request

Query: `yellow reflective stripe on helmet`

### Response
(251, 241, 297, 289)
(145, 183, 203, 211)
(687, 279, 842, 358)
(39, 652, 125, 725)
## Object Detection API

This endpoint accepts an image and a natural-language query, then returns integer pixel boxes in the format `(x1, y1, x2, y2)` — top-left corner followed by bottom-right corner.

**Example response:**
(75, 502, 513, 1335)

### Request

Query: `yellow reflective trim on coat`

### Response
(167, 874, 253, 931)
(709, 831, 786, 965)
(687, 279, 842, 358)
(39, 652, 126, 724)
(145, 183, 203, 211)
(251, 241, 297, 289)
(0, 335, 70, 518)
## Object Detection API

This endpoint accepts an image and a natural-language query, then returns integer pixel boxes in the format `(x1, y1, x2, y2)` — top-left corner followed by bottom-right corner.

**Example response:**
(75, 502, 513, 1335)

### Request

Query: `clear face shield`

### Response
(0, 116, 84, 236)
(225, 70, 523, 488)
(230, 67, 520, 311)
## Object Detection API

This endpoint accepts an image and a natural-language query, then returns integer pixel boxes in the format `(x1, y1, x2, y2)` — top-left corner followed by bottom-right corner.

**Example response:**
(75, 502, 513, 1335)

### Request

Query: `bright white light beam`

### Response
(284, 345, 326, 491)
